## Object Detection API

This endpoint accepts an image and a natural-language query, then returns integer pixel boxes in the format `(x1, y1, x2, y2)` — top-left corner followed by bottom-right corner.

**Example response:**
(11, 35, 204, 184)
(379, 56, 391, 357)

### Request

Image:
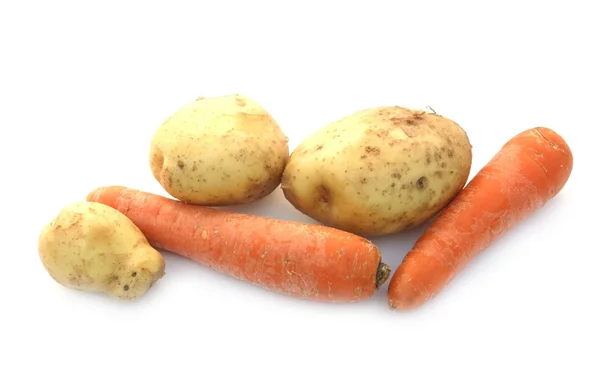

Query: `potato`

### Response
(38, 201, 165, 300)
(281, 106, 472, 236)
(149, 94, 289, 205)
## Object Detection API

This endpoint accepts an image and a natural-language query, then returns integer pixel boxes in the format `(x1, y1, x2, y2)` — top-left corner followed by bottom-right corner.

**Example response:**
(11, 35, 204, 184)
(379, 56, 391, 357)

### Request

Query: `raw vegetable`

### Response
(38, 201, 166, 300)
(86, 185, 391, 302)
(149, 94, 289, 206)
(281, 106, 472, 237)
(388, 127, 573, 310)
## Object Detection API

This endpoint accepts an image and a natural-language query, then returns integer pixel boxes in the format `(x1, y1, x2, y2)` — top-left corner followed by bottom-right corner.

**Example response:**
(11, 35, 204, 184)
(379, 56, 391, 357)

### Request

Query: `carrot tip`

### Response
(376, 262, 391, 289)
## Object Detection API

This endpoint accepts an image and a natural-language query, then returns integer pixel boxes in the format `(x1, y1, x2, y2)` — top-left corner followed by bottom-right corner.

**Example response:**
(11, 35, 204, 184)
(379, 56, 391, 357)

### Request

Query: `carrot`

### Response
(388, 127, 573, 310)
(86, 186, 391, 302)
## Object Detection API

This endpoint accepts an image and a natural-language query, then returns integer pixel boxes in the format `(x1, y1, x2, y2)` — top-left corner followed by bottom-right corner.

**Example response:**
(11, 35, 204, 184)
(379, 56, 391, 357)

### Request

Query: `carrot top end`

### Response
(376, 262, 391, 289)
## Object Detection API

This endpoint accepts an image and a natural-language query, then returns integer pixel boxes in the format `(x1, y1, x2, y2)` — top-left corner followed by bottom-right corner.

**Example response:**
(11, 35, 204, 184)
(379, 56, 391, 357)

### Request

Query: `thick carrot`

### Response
(87, 186, 390, 302)
(388, 127, 573, 310)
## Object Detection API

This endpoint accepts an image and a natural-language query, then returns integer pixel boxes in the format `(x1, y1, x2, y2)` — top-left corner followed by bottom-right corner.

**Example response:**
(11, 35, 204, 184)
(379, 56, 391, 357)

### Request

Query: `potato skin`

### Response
(149, 94, 289, 206)
(281, 106, 472, 237)
(38, 202, 165, 300)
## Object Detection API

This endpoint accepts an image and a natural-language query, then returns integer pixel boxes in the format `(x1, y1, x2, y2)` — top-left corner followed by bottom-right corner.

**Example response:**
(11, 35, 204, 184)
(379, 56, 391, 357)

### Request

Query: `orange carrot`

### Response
(87, 186, 390, 302)
(388, 127, 573, 310)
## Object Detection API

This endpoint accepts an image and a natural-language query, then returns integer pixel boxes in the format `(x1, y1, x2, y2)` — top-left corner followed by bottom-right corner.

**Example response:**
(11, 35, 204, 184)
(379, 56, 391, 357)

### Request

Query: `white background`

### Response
(2, 1, 598, 384)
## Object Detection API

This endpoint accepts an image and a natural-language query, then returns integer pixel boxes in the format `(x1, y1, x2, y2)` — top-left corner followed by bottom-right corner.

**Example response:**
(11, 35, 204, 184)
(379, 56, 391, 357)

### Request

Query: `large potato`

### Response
(38, 201, 165, 300)
(281, 106, 472, 236)
(149, 94, 289, 206)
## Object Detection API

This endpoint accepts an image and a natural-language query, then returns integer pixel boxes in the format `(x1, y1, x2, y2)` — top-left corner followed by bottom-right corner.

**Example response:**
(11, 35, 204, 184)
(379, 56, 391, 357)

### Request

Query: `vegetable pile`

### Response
(37, 94, 573, 311)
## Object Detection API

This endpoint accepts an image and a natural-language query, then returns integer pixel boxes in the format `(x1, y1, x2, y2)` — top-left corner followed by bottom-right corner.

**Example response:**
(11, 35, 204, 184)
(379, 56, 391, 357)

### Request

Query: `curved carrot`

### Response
(87, 186, 390, 302)
(388, 127, 573, 310)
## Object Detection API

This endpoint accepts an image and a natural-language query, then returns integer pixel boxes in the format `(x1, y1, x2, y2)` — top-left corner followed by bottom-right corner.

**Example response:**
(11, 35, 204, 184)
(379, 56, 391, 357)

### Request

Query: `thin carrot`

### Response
(86, 186, 391, 302)
(388, 127, 573, 310)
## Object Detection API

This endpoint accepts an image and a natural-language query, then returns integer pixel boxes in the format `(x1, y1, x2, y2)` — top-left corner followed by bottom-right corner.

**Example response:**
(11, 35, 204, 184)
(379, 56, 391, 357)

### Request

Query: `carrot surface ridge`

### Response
(388, 127, 574, 310)
(87, 186, 390, 302)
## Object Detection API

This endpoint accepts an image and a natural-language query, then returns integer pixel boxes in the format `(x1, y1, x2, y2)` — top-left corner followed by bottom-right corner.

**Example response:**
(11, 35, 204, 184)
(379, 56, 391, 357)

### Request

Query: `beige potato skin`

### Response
(281, 106, 472, 237)
(38, 202, 165, 300)
(150, 94, 289, 206)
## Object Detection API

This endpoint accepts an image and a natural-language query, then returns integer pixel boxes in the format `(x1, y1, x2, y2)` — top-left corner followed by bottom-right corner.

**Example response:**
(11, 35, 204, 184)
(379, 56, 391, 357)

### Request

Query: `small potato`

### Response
(149, 94, 289, 205)
(281, 106, 472, 236)
(38, 202, 165, 300)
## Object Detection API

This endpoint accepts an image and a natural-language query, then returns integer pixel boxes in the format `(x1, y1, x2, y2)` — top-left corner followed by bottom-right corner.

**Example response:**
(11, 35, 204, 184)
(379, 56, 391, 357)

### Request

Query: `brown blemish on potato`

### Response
(316, 145, 324, 151)
(448, 149, 454, 158)
(416, 176, 427, 189)
(391, 172, 402, 179)
(235, 96, 246, 106)
(123, 285, 129, 291)
(317, 185, 331, 204)
(177, 160, 185, 169)
(360, 178, 367, 184)
(365, 146, 380, 155)
(434, 152, 442, 161)
(374, 129, 390, 138)
(441, 162, 447, 168)
(434, 171, 443, 178)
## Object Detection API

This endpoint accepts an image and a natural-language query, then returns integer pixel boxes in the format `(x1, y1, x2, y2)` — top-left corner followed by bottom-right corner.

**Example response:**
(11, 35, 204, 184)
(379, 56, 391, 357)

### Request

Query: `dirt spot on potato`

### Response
(317, 185, 331, 204)
(390, 116, 420, 137)
(374, 129, 390, 138)
(235, 96, 246, 106)
(416, 177, 428, 189)
(413, 112, 425, 120)
(365, 146, 380, 155)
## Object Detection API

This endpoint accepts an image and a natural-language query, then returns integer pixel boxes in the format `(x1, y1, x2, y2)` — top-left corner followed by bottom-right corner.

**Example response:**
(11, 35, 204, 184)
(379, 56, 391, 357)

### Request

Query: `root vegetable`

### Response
(281, 106, 472, 237)
(87, 186, 391, 302)
(38, 201, 166, 300)
(388, 127, 573, 310)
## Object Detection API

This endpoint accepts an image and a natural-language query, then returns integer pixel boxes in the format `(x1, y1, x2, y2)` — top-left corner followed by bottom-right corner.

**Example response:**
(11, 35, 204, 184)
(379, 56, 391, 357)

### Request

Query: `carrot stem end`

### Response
(376, 262, 391, 289)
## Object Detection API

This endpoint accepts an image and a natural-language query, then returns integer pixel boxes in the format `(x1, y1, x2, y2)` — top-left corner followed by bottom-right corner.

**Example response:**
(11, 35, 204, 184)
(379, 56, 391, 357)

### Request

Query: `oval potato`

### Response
(149, 94, 289, 206)
(281, 106, 472, 236)
(38, 201, 165, 300)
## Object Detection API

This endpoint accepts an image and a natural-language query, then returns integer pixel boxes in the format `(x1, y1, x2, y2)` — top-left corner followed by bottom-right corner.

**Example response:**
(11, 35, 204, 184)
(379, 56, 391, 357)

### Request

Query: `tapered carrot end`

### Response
(387, 289, 425, 311)
(387, 271, 430, 311)
(86, 185, 128, 207)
